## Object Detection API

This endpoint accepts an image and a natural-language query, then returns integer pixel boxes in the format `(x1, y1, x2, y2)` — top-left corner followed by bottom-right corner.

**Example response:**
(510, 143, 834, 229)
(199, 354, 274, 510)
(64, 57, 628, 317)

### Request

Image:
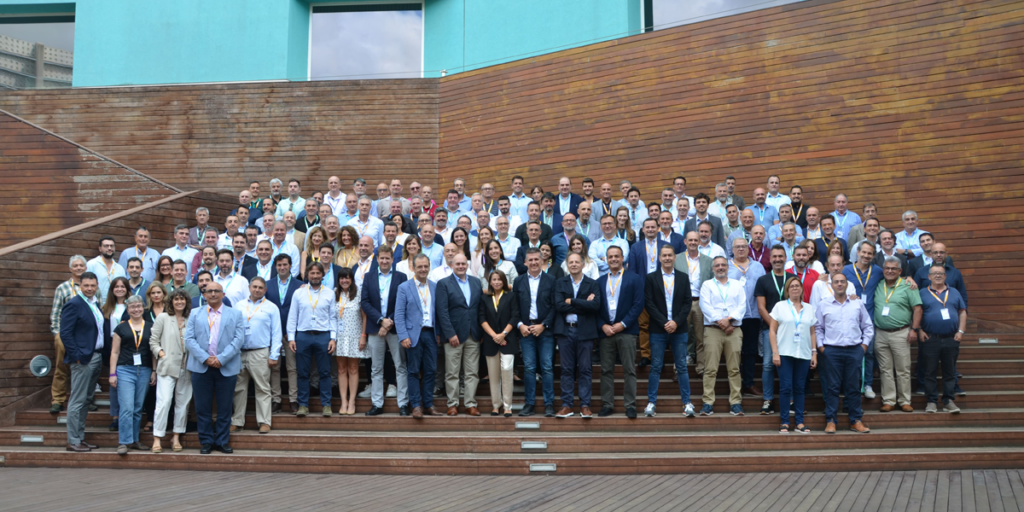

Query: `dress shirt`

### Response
(417, 280, 433, 327)
(728, 259, 765, 319)
(347, 216, 385, 247)
(379, 270, 394, 314)
(235, 298, 282, 359)
(269, 240, 301, 277)
(643, 239, 660, 274)
(420, 242, 444, 269)
(661, 271, 676, 313)
(443, 195, 472, 214)
(508, 192, 532, 221)
(671, 196, 695, 218)
(526, 273, 541, 321)
(86, 256, 126, 303)
(699, 278, 746, 326)
(604, 270, 625, 323)
(214, 272, 250, 307)
(286, 284, 338, 340)
(746, 204, 780, 231)
(696, 242, 726, 260)
(217, 232, 238, 251)
(588, 236, 630, 276)
(764, 192, 791, 211)
(254, 260, 274, 281)
(81, 295, 104, 350)
(767, 224, 806, 245)
(830, 210, 862, 240)
(496, 235, 521, 260)
(895, 229, 927, 257)
(814, 297, 874, 348)
(353, 256, 375, 289)
(566, 275, 584, 324)
(207, 305, 223, 355)
(805, 225, 823, 240)
(809, 276, 856, 307)
(671, 217, 691, 236)
(436, 226, 452, 244)
(707, 201, 729, 221)
(454, 274, 472, 306)
(625, 204, 647, 232)
(428, 262, 453, 283)
(274, 196, 306, 220)
(162, 245, 199, 277)
(324, 192, 347, 217)
(684, 254, 702, 297)
(118, 246, 161, 283)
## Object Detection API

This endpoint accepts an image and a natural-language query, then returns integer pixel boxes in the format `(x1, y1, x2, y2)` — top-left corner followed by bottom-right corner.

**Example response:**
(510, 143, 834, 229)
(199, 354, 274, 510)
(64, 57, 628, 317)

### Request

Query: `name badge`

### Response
(793, 332, 801, 344)
(245, 324, 252, 335)
(881, 306, 890, 317)
(940, 308, 951, 320)
(133, 353, 142, 366)
(739, 277, 747, 287)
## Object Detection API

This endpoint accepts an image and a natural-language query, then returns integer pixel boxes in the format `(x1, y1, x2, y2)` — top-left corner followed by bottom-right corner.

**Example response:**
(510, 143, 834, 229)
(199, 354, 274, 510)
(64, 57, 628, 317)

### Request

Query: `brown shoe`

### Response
(580, 406, 593, 419)
(425, 407, 445, 416)
(850, 421, 871, 433)
(230, 425, 243, 432)
(466, 407, 480, 417)
(555, 407, 575, 418)
(66, 443, 91, 453)
(901, 404, 914, 413)
(824, 422, 837, 434)
(258, 424, 271, 434)
(880, 404, 894, 412)
(741, 385, 762, 397)
(412, 406, 423, 419)
(447, 406, 459, 416)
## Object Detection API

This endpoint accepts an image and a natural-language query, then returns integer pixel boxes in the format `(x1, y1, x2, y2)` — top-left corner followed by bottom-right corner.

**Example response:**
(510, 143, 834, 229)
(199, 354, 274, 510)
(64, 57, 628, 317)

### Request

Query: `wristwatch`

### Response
(957, 330, 965, 334)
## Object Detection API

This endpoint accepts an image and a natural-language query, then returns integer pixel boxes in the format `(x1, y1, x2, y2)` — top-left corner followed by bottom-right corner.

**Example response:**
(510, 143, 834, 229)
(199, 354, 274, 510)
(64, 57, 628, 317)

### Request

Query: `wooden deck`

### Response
(1, 468, 1022, 511)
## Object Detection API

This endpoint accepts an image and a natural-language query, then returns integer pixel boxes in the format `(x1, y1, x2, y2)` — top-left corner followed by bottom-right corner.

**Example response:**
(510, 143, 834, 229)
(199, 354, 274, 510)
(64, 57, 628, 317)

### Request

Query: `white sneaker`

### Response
(386, 384, 397, 398)
(686, 356, 694, 365)
(684, 403, 696, 417)
(644, 403, 656, 417)
(95, 383, 102, 393)
(357, 385, 372, 399)
(863, 386, 876, 399)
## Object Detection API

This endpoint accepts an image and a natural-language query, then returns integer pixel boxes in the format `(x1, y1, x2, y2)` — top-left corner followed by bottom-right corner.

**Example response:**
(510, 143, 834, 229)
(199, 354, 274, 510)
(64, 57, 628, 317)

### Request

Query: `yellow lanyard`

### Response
(206, 307, 219, 332)
(607, 272, 622, 299)
(647, 240, 657, 265)
(854, 265, 871, 289)
(418, 283, 430, 310)
(358, 256, 374, 279)
(129, 321, 144, 350)
(246, 298, 265, 321)
(882, 278, 902, 304)
(307, 285, 323, 313)
(731, 260, 750, 275)
(927, 287, 948, 306)
(492, 292, 502, 310)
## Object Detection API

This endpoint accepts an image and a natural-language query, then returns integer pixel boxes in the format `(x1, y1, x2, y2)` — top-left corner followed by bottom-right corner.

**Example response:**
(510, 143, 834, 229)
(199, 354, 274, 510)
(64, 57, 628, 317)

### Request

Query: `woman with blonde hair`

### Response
(300, 226, 327, 277)
(615, 206, 637, 244)
(396, 235, 422, 279)
(471, 226, 496, 276)
(334, 225, 360, 268)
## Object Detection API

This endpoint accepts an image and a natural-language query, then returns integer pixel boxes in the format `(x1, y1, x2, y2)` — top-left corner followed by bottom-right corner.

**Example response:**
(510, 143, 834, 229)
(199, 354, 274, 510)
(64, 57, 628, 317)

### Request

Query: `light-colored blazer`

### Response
(150, 312, 190, 377)
(184, 305, 245, 376)
(395, 278, 437, 347)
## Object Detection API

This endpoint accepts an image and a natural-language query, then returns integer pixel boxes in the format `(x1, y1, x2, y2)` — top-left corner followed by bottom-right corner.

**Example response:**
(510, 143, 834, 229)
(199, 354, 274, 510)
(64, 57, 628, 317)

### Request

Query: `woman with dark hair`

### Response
(450, 227, 472, 260)
(334, 268, 368, 415)
(769, 276, 817, 434)
(560, 234, 598, 279)
(300, 226, 326, 278)
(150, 288, 192, 452)
(538, 241, 565, 279)
(478, 239, 518, 290)
(479, 270, 520, 417)
(396, 235, 422, 279)
(109, 294, 156, 455)
(615, 206, 637, 244)
(471, 226, 496, 276)
(389, 213, 414, 242)
(334, 225, 360, 268)
(155, 256, 174, 286)
(530, 186, 544, 203)
(100, 277, 131, 431)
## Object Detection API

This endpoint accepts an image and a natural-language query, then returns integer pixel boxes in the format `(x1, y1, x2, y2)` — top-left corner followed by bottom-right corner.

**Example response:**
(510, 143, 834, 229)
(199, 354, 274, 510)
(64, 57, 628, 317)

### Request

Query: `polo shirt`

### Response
(919, 287, 966, 336)
(872, 278, 921, 330)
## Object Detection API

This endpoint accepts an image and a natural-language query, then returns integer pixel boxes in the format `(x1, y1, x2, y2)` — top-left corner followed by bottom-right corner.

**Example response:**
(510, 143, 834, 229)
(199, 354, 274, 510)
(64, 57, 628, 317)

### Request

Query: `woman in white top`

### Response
(769, 276, 817, 434)
(333, 268, 369, 416)
(560, 234, 599, 280)
(471, 226, 496, 277)
(784, 239, 825, 274)
(388, 213, 411, 247)
(395, 236, 421, 280)
(478, 239, 518, 290)
(149, 289, 192, 453)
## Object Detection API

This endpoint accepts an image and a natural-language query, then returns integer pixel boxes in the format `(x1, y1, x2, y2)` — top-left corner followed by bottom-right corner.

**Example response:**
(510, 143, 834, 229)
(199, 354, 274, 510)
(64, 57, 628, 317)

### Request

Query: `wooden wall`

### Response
(0, 191, 236, 423)
(0, 111, 180, 248)
(437, 0, 1024, 327)
(0, 80, 440, 195)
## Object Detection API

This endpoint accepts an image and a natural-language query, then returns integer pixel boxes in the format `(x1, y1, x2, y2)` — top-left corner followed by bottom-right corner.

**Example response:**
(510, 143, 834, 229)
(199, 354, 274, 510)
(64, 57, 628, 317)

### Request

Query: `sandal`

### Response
(779, 424, 790, 434)
(171, 436, 183, 452)
(794, 424, 810, 434)
(143, 422, 153, 433)
(151, 444, 163, 453)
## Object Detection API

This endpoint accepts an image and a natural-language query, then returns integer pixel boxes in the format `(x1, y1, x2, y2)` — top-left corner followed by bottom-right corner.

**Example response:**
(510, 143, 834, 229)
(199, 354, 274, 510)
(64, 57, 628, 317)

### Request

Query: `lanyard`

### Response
(772, 272, 786, 299)
(853, 265, 871, 290)
(881, 278, 902, 304)
(417, 283, 430, 310)
(927, 287, 948, 306)
(257, 262, 272, 280)
(134, 246, 147, 261)
(219, 272, 236, 292)
(355, 219, 369, 235)
(303, 216, 318, 231)
(78, 293, 103, 324)
(786, 299, 804, 333)
(492, 291, 502, 310)
(277, 277, 290, 300)
(753, 205, 766, 223)
(647, 240, 657, 265)
(662, 273, 675, 297)
(130, 321, 144, 351)
(601, 201, 612, 216)
(713, 280, 729, 302)
(339, 295, 351, 319)
(750, 244, 765, 262)
(792, 203, 803, 220)
(731, 259, 750, 276)
(207, 307, 219, 333)
(794, 267, 809, 285)
(307, 285, 323, 314)
(357, 257, 374, 279)
(687, 256, 699, 275)
(246, 298, 265, 321)
(834, 211, 849, 230)
(484, 199, 495, 213)
(607, 272, 622, 300)
(699, 244, 712, 257)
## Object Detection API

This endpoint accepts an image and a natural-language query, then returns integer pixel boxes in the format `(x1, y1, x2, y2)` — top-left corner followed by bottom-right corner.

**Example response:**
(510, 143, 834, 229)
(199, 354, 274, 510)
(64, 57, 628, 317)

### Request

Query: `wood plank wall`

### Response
(437, 0, 1024, 327)
(0, 111, 179, 247)
(0, 191, 237, 420)
(0, 80, 440, 196)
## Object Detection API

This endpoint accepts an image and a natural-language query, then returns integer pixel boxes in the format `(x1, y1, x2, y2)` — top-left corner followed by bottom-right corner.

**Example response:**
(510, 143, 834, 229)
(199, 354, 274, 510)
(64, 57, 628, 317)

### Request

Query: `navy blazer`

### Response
(627, 238, 669, 278)
(548, 232, 572, 267)
(596, 271, 645, 336)
(553, 275, 602, 340)
(435, 273, 483, 343)
(60, 295, 101, 365)
(514, 223, 554, 247)
(265, 276, 305, 334)
(373, 244, 404, 263)
(237, 255, 259, 279)
(360, 268, 408, 335)
(512, 271, 557, 330)
(644, 270, 693, 335)
(553, 193, 584, 219)
(658, 231, 686, 254)
(684, 215, 726, 249)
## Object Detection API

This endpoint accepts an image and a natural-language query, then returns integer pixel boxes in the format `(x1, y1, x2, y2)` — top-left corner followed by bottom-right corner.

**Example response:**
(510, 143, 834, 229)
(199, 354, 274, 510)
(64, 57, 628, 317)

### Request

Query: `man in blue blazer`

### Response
(395, 254, 444, 419)
(265, 253, 304, 413)
(60, 272, 103, 452)
(628, 219, 670, 368)
(656, 210, 687, 254)
(550, 213, 579, 268)
(436, 253, 484, 416)
(513, 248, 558, 417)
(553, 177, 584, 220)
(185, 282, 245, 454)
(596, 246, 645, 418)
(554, 253, 602, 419)
(360, 245, 409, 416)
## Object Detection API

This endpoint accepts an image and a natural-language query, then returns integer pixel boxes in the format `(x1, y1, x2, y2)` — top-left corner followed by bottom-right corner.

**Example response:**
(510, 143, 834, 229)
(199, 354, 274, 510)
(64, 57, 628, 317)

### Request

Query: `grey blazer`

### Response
(673, 253, 714, 296)
(149, 312, 190, 377)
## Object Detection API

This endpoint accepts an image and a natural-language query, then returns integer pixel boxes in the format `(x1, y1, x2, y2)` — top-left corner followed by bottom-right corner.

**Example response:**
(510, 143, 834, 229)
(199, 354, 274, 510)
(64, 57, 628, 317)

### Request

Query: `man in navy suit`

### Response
(554, 253, 602, 419)
(395, 254, 445, 418)
(596, 246, 645, 418)
(360, 245, 409, 416)
(436, 253, 484, 416)
(265, 254, 304, 414)
(60, 272, 103, 452)
(513, 248, 558, 417)
(314, 244, 344, 291)
(628, 219, 669, 369)
(553, 177, 584, 226)
(684, 193, 727, 249)
(656, 210, 686, 254)
(241, 239, 274, 282)
(185, 282, 245, 454)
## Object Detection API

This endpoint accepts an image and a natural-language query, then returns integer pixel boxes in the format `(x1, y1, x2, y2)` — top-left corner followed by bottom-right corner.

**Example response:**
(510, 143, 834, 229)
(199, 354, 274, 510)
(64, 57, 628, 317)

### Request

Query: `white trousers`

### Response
(153, 366, 192, 438)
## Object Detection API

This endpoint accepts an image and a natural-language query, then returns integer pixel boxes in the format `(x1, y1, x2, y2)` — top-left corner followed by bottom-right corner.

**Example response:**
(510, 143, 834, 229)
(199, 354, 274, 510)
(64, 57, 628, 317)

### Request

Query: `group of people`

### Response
(52, 173, 968, 454)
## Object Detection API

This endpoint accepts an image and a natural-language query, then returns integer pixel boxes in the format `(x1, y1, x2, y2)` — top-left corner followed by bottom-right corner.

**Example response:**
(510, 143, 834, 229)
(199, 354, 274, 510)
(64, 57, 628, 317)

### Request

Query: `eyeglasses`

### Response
(204, 289, 223, 294)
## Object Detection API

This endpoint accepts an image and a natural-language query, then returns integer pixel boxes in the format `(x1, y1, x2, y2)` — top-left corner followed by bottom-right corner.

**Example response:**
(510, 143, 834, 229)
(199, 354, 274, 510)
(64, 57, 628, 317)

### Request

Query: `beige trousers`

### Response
(875, 328, 912, 406)
(233, 348, 273, 427)
(702, 325, 742, 406)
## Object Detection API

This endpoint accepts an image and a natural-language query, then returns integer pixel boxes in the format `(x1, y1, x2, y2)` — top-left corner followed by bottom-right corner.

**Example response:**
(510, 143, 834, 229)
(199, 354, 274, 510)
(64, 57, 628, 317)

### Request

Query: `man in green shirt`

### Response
(873, 256, 922, 413)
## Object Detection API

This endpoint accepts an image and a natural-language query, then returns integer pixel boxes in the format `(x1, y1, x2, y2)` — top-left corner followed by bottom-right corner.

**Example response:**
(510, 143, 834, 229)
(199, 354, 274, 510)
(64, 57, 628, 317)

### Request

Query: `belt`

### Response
(241, 347, 269, 352)
(567, 322, 578, 327)
(876, 325, 909, 333)
(692, 297, 700, 301)
(528, 319, 543, 325)
(303, 330, 327, 335)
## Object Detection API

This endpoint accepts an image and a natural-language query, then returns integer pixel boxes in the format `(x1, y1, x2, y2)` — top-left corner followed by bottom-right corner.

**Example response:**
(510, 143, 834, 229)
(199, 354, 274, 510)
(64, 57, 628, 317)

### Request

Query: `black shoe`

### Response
(625, 407, 637, 419)
(88, 403, 99, 412)
(544, 405, 555, 418)
(200, 444, 213, 454)
(399, 405, 412, 416)
(271, 402, 283, 414)
(638, 357, 651, 369)
(597, 406, 614, 417)
(214, 444, 233, 454)
(365, 405, 384, 416)
(108, 420, 118, 432)
(49, 403, 62, 415)
(83, 442, 99, 450)
(518, 404, 535, 417)
(955, 387, 967, 397)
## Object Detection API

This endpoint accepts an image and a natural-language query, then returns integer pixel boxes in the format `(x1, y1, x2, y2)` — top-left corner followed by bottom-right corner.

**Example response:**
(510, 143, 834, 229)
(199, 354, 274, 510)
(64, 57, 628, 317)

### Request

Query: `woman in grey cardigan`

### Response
(149, 289, 193, 453)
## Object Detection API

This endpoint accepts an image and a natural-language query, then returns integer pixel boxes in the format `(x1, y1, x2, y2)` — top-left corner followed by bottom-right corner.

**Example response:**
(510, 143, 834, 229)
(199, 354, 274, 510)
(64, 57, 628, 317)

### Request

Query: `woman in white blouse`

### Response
(477, 239, 518, 290)
(784, 239, 825, 274)
(560, 234, 599, 280)
(471, 226, 496, 277)
(768, 276, 817, 434)
(395, 236, 421, 279)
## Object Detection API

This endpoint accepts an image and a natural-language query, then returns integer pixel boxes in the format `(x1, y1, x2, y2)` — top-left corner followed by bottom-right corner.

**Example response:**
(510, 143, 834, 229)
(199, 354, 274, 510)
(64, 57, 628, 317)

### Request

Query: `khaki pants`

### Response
(875, 328, 912, 407)
(702, 325, 742, 406)
(51, 334, 70, 405)
(445, 338, 480, 408)
(689, 301, 706, 373)
(637, 309, 651, 359)
(271, 340, 297, 404)
(485, 353, 514, 411)
(233, 348, 273, 427)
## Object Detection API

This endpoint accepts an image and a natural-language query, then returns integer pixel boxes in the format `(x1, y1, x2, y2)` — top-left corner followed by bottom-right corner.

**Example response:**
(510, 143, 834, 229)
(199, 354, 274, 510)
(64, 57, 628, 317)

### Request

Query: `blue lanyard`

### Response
(786, 299, 804, 333)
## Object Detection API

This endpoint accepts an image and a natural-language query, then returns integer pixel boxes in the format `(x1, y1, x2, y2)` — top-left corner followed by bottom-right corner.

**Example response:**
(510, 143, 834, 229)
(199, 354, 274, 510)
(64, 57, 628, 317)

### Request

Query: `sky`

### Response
(311, 11, 423, 80)
(653, 0, 802, 30)
(0, 22, 75, 52)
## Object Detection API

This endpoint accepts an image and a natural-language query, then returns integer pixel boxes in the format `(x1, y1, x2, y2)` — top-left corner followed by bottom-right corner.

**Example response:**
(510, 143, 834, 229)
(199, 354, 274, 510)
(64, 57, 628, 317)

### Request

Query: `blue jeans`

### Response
(824, 345, 865, 424)
(406, 328, 438, 409)
(863, 336, 876, 390)
(295, 331, 332, 407)
(778, 356, 810, 426)
(115, 365, 151, 445)
(761, 329, 774, 401)
(648, 332, 691, 405)
(520, 332, 555, 406)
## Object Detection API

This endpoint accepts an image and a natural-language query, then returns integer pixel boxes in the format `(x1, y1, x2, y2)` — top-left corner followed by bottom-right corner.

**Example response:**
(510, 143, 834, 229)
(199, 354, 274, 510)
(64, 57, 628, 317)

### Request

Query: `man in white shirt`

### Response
(274, 179, 306, 221)
(508, 175, 532, 221)
(346, 196, 384, 247)
(269, 222, 301, 278)
(433, 209, 452, 244)
(670, 176, 695, 218)
(588, 215, 630, 276)
(490, 196, 523, 234)
(428, 243, 458, 283)
(765, 175, 792, 211)
(214, 250, 251, 306)
(87, 236, 126, 303)
(494, 216, 521, 258)
(707, 183, 731, 220)
(623, 187, 647, 233)
(217, 216, 242, 251)
(323, 176, 346, 217)
(895, 210, 927, 258)
(804, 207, 823, 241)
(353, 236, 376, 290)
(672, 197, 692, 235)
(696, 222, 726, 260)
(163, 225, 200, 277)
(699, 256, 747, 417)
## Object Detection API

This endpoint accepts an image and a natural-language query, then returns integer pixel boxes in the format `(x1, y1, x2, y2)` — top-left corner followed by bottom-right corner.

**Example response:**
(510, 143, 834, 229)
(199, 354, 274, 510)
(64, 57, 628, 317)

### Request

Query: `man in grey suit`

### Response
(674, 232, 715, 376)
(396, 254, 445, 419)
(185, 282, 245, 454)
(683, 193, 726, 249)
(436, 253, 484, 416)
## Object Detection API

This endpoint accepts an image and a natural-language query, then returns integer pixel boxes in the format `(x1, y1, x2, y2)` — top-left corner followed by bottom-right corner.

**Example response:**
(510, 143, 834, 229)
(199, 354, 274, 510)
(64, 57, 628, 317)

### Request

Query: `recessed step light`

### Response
(20, 435, 43, 444)
(521, 441, 547, 450)
(530, 463, 556, 472)
(516, 421, 540, 430)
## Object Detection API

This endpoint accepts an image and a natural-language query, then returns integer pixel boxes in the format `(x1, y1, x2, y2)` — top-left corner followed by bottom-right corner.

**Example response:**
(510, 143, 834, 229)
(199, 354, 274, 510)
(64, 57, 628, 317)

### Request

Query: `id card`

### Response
(793, 332, 801, 344)
(245, 324, 252, 335)
(133, 353, 142, 366)
(881, 306, 890, 317)
(940, 308, 951, 320)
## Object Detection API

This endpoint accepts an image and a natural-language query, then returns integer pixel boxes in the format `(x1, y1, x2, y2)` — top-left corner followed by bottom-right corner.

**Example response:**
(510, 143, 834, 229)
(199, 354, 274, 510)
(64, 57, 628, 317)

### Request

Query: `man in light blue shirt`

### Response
(895, 210, 927, 258)
(588, 216, 630, 276)
(508, 175, 532, 221)
(419, 224, 444, 269)
(745, 188, 780, 233)
(231, 277, 281, 433)
(86, 236, 126, 303)
(830, 194, 862, 241)
(269, 222, 301, 278)
(274, 179, 306, 221)
(163, 225, 200, 277)
(764, 175, 792, 211)
(285, 263, 338, 417)
(117, 227, 161, 283)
